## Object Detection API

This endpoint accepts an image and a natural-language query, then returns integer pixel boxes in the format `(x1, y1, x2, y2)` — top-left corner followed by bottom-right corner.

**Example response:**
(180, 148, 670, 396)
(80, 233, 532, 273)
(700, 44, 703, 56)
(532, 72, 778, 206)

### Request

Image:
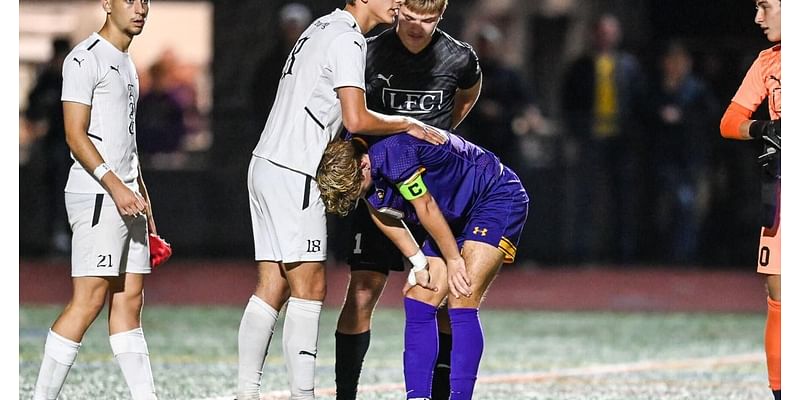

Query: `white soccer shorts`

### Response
(66, 193, 150, 277)
(248, 156, 327, 263)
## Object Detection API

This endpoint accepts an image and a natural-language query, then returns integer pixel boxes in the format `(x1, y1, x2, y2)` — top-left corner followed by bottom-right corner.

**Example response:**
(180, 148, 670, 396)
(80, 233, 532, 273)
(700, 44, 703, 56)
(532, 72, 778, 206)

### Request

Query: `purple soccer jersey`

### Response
(364, 132, 529, 262)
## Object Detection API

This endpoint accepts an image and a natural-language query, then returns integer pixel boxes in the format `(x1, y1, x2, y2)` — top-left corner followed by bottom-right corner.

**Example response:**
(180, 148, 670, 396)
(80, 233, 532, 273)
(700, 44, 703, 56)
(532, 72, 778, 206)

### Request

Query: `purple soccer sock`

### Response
(449, 308, 483, 400)
(404, 297, 439, 399)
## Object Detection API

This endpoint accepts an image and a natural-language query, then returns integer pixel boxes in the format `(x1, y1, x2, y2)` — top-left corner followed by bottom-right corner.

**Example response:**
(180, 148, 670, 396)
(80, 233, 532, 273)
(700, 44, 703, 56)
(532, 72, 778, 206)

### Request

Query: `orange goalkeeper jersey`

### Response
(732, 44, 781, 120)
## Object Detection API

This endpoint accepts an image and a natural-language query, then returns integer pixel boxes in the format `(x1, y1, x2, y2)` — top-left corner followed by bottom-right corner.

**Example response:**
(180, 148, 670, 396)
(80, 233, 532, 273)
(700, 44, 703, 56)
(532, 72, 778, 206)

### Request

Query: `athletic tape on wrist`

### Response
(93, 163, 111, 181)
(409, 250, 427, 272)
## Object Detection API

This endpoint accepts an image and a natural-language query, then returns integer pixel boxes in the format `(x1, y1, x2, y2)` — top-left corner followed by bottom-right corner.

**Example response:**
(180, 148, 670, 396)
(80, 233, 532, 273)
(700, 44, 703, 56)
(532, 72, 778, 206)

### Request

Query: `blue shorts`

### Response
(422, 166, 529, 263)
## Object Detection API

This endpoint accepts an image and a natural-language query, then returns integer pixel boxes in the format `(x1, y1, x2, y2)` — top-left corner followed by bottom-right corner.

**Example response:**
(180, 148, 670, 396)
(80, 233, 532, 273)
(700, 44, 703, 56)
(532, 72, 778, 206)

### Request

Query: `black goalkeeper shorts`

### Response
(346, 201, 425, 274)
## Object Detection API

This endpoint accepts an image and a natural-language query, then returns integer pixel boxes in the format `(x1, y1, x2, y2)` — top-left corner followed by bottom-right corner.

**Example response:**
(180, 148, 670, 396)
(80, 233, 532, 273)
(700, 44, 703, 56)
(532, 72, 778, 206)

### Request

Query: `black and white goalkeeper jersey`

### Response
(364, 27, 481, 130)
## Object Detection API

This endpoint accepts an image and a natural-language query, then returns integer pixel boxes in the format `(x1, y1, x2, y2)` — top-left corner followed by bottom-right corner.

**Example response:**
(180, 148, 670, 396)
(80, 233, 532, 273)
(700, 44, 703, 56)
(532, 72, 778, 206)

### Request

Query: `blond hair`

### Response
(317, 139, 366, 217)
(404, 0, 448, 15)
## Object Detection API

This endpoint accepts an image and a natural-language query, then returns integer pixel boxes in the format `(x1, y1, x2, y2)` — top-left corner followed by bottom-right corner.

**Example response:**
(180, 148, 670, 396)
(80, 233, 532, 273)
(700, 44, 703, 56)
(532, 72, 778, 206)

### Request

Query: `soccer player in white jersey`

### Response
(237, 0, 444, 398)
(31, 1, 159, 399)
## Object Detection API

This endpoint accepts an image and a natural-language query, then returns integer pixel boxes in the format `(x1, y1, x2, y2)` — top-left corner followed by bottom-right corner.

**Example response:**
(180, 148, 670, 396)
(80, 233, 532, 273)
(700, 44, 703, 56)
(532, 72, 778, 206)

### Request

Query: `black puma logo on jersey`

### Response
(73, 58, 84, 67)
(110, 65, 120, 74)
(353, 41, 363, 50)
(299, 350, 317, 358)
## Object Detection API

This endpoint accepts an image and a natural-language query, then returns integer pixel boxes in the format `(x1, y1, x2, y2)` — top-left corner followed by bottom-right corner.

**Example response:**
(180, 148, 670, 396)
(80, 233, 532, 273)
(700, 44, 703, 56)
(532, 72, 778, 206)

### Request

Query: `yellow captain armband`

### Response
(397, 168, 428, 200)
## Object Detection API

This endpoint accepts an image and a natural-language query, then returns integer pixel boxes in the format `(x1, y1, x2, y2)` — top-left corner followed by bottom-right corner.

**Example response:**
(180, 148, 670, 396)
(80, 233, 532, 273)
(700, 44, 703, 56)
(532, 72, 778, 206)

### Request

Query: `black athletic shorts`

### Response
(346, 201, 426, 274)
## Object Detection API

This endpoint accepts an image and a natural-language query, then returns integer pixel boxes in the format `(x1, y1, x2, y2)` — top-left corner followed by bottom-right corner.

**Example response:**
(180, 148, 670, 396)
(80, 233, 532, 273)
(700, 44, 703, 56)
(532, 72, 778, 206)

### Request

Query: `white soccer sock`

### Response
(282, 297, 322, 400)
(109, 327, 157, 400)
(237, 295, 280, 400)
(33, 330, 81, 400)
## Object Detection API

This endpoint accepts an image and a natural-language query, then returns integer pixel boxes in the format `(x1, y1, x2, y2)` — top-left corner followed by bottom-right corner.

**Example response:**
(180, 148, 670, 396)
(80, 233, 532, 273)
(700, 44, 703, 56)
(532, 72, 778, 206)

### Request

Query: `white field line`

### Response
(198, 352, 762, 400)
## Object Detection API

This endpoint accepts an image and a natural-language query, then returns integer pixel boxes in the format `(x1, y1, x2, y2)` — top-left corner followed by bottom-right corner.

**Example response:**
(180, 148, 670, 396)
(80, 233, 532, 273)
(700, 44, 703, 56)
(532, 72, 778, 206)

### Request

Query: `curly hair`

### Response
(316, 139, 367, 217)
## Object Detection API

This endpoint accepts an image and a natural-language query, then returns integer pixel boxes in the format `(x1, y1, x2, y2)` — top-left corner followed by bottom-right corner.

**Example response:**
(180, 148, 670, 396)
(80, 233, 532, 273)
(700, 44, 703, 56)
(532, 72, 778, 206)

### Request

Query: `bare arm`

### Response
(367, 203, 437, 291)
(366, 203, 420, 257)
(451, 76, 482, 129)
(337, 86, 446, 144)
(63, 101, 146, 217)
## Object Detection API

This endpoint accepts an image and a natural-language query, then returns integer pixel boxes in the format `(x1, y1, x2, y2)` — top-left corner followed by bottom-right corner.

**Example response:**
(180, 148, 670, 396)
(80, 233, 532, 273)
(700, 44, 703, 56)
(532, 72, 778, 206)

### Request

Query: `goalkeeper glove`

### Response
(751, 119, 781, 177)
(750, 119, 781, 150)
(149, 233, 173, 268)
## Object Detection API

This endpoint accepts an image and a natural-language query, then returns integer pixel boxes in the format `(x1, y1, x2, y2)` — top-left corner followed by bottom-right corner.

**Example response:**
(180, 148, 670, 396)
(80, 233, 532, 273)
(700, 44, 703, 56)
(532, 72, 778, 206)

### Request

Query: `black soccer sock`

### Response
(335, 330, 371, 400)
(431, 331, 452, 400)
(773, 390, 780, 400)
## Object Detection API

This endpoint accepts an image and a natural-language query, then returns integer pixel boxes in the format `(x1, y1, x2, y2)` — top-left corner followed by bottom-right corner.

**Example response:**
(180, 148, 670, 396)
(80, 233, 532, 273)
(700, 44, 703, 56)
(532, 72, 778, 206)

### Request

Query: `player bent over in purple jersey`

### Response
(318, 133, 528, 399)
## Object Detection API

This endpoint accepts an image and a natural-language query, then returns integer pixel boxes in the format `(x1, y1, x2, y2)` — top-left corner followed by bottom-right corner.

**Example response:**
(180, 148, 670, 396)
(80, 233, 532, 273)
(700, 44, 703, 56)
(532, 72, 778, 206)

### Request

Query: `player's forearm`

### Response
(339, 86, 412, 135)
(64, 102, 125, 191)
(720, 102, 755, 140)
(451, 79, 481, 129)
(368, 206, 420, 256)
(65, 125, 104, 175)
(346, 110, 411, 136)
(412, 196, 460, 261)
(66, 131, 128, 192)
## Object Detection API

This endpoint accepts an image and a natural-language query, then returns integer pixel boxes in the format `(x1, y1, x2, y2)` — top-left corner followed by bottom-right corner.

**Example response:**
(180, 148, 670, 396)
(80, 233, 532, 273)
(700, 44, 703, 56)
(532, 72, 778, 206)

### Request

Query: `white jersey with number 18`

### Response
(252, 8, 366, 177)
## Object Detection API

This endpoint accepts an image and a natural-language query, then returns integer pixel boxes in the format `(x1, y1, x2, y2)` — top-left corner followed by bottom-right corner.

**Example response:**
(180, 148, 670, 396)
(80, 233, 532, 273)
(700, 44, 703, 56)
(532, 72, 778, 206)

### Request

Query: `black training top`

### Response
(364, 27, 481, 130)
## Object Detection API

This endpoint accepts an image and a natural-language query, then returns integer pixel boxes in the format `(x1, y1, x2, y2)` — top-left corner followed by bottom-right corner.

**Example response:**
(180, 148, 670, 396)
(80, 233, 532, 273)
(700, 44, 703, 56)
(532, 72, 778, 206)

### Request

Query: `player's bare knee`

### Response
(113, 290, 144, 315)
(292, 281, 327, 302)
(348, 283, 383, 309)
(447, 290, 483, 309)
(406, 288, 444, 307)
(71, 285, 109, 314)
(766, 275, 781, 301)
(67, 295, 106, 319)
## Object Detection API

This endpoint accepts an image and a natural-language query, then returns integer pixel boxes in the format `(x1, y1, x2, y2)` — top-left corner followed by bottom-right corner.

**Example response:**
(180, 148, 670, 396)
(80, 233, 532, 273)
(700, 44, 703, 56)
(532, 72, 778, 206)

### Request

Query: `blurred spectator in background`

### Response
(642, 41, 718, 264)
(158, 50, 205, 145)
(561, 13, 645, 264)
(22, 37, 73, 255)
(137, 59, 187, 159)
(459, 23, 545, 171)
(137, 49, 207, 168)
(250, 2, 312, 128)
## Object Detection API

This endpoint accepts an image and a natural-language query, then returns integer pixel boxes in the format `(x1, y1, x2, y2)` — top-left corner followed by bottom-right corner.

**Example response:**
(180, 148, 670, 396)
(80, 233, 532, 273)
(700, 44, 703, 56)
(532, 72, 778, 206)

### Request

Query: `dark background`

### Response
(19, 0, 773, 267)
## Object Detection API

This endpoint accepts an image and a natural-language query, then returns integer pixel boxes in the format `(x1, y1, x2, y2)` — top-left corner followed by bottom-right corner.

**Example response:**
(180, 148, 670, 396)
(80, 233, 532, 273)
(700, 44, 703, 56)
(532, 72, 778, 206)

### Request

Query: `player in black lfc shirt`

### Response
(333, 1, 482, 399)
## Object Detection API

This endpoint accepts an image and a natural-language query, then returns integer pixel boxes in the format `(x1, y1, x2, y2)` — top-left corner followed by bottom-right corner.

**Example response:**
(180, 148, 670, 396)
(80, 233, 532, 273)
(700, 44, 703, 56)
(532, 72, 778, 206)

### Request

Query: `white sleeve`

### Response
(329, 31, 366, 91)
(61, 49, 99, 106)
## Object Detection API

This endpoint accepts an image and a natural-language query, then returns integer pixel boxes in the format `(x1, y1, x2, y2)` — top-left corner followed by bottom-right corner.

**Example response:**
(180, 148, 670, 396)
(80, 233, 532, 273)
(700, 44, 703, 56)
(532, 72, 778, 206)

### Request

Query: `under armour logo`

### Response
(376, 73, 394, 87)
(299, 350, 317, 358)
(473, 226, 488, 236)
(73, 57, 84, 67)
(110, 65, 120, 74)
(353, 40, 363, 50)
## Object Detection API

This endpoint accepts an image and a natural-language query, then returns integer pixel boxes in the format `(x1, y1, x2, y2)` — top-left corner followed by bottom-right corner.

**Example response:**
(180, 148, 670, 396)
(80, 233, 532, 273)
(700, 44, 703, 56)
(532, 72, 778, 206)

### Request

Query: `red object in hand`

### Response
(149, 233, 173, 268)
